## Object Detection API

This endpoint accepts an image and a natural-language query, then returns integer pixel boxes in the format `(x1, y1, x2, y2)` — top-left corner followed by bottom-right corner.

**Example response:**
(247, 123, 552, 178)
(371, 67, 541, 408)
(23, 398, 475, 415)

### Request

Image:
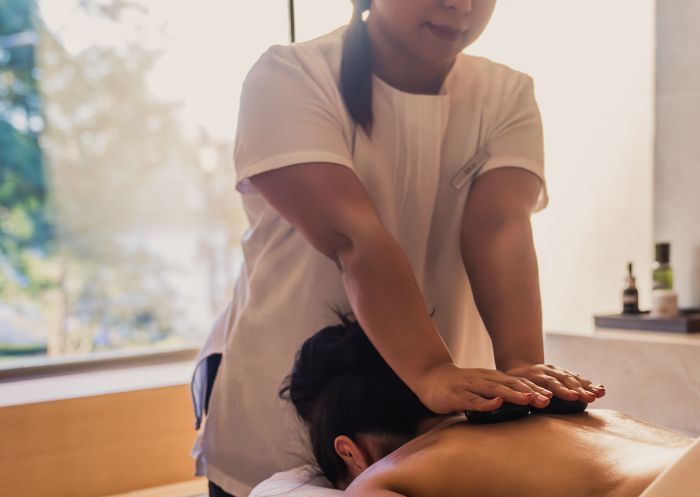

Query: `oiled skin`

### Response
(345, 410, 693, 497)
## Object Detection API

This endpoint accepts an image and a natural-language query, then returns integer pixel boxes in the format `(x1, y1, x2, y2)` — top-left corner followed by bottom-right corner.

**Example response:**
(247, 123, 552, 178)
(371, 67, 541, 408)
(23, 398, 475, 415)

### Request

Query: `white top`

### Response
(192, 24, 548, 497)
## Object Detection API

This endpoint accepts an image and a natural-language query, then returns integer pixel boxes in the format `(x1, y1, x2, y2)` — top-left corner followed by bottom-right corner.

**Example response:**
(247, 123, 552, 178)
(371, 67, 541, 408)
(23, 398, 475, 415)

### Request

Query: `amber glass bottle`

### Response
(622, 262, 640, 314)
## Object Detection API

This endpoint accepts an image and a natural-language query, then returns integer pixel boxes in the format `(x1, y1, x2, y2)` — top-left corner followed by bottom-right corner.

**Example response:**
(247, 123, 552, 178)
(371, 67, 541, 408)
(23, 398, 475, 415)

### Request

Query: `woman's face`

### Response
(368, 0, 497, 65)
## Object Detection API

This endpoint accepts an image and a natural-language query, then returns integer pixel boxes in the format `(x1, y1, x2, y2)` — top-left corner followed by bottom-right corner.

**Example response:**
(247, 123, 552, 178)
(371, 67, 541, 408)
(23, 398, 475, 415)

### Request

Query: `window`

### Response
(0, 0, 291, 366)
(293, 0, 351, 42)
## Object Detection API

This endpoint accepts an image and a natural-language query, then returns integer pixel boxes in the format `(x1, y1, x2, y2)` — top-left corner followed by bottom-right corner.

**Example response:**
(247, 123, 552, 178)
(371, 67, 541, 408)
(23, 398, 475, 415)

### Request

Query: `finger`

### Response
(518, 378, 553, 407)
(581, 383, 605, 399)
(501, 375, 554, 405)
(579, 379, 606, 398)
(489, 370, 542, 395)
(517, 377, 553, 397)
(547, 370, 586, 392)
(467, 370, 539, 398)
(539, 376, 581, 401)
(471, 381, 539, 406)
(575, 387, 597, 403)
(567, 375, 598, 401)
(564, 371, 602, 398)
(458, 392, 504, 412)
(553, 371, 598, 402)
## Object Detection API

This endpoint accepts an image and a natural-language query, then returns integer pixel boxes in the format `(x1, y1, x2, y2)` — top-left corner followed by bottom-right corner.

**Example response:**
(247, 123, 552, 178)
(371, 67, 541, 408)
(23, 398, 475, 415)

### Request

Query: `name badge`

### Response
(450, 149, 491, 190)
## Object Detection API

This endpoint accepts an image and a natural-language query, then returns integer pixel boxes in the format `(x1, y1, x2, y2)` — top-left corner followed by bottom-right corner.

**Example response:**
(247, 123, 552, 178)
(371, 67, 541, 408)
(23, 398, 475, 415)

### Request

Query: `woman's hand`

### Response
(503, 362, 606, 404)
(415, 362, 554, 414)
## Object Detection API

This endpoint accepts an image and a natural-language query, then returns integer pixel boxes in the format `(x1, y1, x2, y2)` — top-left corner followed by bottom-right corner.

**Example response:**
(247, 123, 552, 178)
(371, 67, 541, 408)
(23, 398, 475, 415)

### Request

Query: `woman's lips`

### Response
(427, 23, 465, 42)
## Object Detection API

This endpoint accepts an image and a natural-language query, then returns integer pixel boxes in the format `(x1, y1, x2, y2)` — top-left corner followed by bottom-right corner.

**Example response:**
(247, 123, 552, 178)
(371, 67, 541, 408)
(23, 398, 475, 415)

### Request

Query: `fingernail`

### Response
(536, 394, 549, 402)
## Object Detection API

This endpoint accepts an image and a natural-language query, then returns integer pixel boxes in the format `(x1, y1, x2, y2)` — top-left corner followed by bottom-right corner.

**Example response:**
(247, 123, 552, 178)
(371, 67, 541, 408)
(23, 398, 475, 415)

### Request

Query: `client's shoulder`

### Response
(345, 420, 470, 497)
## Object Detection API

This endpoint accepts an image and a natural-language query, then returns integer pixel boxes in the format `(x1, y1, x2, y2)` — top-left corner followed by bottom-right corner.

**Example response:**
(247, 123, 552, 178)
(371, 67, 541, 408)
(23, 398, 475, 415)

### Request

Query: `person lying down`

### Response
(278, 313, 698, 497)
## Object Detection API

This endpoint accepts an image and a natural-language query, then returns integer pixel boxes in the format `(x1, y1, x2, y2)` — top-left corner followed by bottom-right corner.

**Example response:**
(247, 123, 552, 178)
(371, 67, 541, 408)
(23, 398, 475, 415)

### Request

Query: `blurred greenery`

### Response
(0, 0, 55, 301)
(0, 342, 47, 356)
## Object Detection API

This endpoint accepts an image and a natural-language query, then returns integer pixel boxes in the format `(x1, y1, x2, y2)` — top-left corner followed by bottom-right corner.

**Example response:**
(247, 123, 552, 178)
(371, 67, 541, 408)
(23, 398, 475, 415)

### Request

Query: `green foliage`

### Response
(0, 0, 53, 299)
(0, 342, 46, 356)
(0, 0, 33, 36)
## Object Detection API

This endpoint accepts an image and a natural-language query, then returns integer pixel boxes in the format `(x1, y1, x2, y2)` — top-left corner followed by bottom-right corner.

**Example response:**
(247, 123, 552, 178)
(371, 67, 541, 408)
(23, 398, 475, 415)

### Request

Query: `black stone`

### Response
(531, 397, 588, 414)
(466, 402, 531, 424)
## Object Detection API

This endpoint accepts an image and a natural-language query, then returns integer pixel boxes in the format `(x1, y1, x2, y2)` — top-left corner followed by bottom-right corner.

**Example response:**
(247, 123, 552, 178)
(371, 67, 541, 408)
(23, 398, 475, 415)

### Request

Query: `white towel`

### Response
(249, 465, 342, 497)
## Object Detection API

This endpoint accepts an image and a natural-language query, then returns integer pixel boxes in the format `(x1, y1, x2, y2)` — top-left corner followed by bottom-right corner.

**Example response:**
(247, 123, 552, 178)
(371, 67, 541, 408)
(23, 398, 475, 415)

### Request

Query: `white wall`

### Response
(470, 0, 656, 333)
(655, 0, 700, 309)
(545, 331, 700, 436)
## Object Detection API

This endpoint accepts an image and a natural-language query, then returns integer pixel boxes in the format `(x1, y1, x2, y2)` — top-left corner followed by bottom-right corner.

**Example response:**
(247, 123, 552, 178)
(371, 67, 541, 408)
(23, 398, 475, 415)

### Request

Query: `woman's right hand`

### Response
(415, 362, 553, 414)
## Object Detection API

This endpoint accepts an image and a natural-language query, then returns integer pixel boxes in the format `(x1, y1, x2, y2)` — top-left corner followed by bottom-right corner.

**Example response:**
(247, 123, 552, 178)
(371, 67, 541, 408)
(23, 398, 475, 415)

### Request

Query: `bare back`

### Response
(346, 409, 693, 497)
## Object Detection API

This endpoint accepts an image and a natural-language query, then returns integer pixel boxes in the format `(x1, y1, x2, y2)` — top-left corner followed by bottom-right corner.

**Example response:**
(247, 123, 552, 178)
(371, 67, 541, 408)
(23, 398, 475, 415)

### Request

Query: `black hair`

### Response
(340, 0, 374, 137)
(279, 309, 439, 487)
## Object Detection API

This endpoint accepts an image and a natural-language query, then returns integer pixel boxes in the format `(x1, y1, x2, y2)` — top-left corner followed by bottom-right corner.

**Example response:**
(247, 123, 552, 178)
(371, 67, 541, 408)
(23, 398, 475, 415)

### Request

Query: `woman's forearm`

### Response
(462, 217, 544, 371)
(337, 229, 453, 393)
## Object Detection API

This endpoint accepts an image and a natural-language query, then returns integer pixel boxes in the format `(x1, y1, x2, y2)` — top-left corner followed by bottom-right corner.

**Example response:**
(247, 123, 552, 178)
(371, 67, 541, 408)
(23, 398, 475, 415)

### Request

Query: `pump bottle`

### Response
(652, 242, 673, 290)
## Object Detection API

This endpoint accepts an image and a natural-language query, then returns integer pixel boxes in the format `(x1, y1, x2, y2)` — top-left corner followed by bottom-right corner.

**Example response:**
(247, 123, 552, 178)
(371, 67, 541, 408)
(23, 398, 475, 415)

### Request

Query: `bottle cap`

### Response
(625, 262, 637, 288)
(655, 242, 670, 264)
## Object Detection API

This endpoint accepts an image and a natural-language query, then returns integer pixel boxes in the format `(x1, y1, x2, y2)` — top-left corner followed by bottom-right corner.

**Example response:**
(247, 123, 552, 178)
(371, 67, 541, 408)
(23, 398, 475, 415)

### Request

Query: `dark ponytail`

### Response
(307, 373, 364, 486)
(279, 310, 439, 488)
(340, 0, 373, 137)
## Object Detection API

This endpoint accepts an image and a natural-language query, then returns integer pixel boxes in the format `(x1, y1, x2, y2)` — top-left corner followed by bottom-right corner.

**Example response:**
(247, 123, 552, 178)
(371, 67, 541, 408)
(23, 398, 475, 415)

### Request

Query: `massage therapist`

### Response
(191, 1, 605, 496)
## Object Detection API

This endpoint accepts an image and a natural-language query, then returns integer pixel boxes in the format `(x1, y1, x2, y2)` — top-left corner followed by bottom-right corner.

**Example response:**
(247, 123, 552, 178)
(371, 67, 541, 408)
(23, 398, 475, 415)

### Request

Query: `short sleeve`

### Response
(233, 46, 355, 195)
(477, 73, 548, 212)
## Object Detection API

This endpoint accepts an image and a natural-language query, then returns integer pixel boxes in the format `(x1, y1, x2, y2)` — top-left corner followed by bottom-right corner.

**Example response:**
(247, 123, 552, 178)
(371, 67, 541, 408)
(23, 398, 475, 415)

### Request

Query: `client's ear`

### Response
(334, 435, 371, 475)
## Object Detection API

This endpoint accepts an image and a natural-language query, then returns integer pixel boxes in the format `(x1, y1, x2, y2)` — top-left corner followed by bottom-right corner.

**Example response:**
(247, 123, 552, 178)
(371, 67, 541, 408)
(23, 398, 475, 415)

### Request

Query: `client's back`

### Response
(346, 409, 692, 497)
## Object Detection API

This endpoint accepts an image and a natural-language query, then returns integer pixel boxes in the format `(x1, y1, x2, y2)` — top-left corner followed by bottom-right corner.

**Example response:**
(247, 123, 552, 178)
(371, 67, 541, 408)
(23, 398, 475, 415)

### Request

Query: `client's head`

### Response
(279, 311, 441, 489)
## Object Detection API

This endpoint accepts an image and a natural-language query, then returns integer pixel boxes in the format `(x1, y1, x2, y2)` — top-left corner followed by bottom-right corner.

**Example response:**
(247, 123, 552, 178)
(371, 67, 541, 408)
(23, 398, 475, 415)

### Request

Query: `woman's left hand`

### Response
(503, 362, 606, 404)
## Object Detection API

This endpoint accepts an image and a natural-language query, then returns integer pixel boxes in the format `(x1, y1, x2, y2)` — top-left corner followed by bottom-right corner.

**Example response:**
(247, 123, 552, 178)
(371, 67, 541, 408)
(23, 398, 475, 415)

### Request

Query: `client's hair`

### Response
(279, 310, 440, 487)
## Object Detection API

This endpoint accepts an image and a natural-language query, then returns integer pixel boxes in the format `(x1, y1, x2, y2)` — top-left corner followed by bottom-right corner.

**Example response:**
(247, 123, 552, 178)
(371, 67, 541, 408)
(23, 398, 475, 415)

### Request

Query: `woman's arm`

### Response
(251, 162, 451, 387)
(460, 166, 544, 371)
(250, 162, 543, 413)
(460, 166, 602, 403)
